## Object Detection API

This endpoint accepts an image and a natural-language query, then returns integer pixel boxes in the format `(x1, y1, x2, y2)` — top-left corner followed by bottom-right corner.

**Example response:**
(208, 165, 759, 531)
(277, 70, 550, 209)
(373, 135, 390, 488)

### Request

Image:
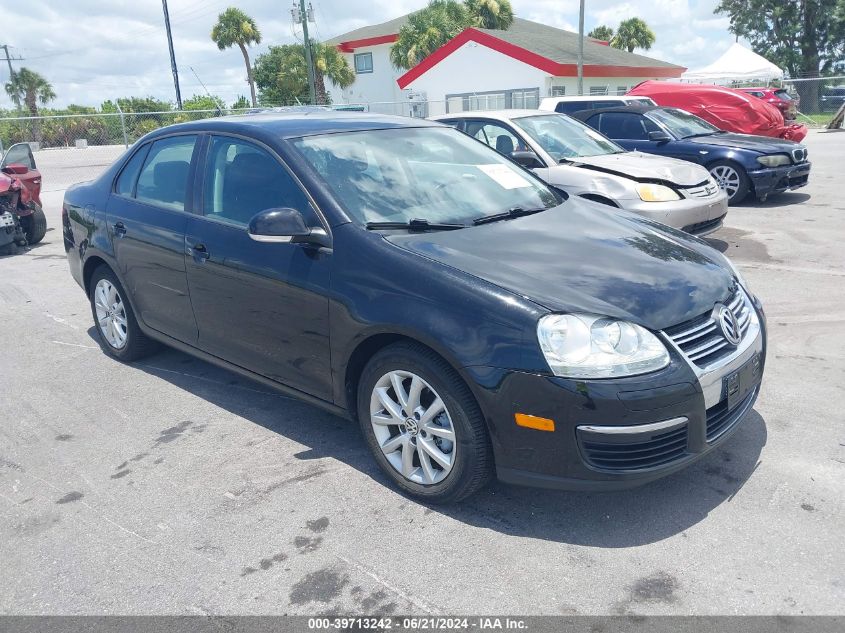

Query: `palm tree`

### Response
(588, 25, 615, 42)
(465, 0, 514, 29)
(312, 42, 355, 104)
(211, 7, 262, 107)
(611, 17, 655, 53)
(390, 0, 471, 70)
(5, 67, 56, 117)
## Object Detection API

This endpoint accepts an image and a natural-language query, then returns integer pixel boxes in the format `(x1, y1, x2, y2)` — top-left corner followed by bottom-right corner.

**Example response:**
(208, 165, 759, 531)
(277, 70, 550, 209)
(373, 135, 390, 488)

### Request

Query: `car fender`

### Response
(541, 165, 632, 201)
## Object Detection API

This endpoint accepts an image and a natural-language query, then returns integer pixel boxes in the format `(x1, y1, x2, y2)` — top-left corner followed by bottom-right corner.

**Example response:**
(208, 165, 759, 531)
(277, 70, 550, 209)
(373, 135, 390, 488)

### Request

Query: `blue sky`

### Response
(4, 0, 741, 108)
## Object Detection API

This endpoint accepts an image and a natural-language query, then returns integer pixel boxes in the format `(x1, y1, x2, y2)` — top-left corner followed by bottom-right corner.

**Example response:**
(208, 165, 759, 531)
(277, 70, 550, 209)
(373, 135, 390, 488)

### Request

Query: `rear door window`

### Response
(595, 112, 657, 140)
(135, 135, 198, 211)
(555, 101, 592, 115)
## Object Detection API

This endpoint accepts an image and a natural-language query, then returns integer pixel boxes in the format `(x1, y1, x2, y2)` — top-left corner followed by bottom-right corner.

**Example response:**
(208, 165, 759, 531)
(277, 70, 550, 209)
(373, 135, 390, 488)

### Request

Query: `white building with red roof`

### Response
(326, 15, 685, 115)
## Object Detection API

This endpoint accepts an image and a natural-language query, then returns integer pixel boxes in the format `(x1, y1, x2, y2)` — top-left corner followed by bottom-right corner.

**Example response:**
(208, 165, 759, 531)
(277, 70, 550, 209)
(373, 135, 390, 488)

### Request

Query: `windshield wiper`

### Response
(684, 132, 721, 138)
(472, 206, 546, 226)
(365, 218, 466, 232)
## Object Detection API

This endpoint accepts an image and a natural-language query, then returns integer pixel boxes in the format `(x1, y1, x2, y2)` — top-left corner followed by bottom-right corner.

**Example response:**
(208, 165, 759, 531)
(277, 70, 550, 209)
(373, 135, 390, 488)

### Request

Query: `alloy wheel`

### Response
(94, 279, 128, 349)
(710, 165, 741, 200)
(369, 370, 457, 485)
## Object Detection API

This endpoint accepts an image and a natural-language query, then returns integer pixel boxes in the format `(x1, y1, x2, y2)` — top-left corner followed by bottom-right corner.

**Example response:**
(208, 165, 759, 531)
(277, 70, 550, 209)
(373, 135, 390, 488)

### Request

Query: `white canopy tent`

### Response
(681, 43, 784, 83)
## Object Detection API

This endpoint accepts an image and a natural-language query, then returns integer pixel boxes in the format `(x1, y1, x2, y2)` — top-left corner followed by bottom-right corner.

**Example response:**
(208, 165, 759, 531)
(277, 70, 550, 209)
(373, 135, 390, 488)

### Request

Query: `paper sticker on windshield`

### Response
(477, 164, 532, 189)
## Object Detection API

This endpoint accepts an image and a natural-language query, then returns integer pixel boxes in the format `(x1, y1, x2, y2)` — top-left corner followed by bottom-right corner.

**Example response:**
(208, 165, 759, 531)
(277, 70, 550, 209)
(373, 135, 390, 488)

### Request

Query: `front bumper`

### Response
(748, 161, 811, 197)
(468, 293, 767, 491)
(618, 191, 728, 237)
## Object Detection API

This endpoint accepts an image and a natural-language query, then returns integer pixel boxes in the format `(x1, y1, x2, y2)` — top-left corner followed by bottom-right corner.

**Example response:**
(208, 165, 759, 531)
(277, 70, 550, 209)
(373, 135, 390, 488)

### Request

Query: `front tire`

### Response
(21, 204, 47, 245)
(357, 342, 493, 503)
(708, 160, 751, 205)
(88, 265, 158, 361)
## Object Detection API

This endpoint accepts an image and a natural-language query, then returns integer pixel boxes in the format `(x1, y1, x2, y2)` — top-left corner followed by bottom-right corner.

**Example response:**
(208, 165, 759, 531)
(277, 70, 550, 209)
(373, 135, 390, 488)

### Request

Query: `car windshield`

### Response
(292, 127, 561, 226)
(511, 114, 623, 161)
(646, 108, 720, 138)
(774, 90, 793, 101)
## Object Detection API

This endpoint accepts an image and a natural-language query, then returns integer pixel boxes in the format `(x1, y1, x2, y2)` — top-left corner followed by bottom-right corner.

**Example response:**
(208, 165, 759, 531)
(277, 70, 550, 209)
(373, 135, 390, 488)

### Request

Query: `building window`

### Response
(590, 86, 609, 96)
(616, 85, 628, 95)
(551, 86, 566, 96)
(354, 52, 373, 74)
(512, 89, 539, 109)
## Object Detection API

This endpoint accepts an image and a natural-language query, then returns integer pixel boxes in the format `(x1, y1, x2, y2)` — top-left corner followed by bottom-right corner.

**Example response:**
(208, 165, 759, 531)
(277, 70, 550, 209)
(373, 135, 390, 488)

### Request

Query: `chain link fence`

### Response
(780, 76, 845, 128)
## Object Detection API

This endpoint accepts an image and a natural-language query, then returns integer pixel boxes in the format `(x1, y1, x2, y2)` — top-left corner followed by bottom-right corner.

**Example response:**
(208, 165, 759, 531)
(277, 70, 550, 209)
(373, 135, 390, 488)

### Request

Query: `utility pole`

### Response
(294, 0, 317, 105)
(1, 44, 23, 109)
(161, 0, 183, 109)
(577, 0, 585, 95)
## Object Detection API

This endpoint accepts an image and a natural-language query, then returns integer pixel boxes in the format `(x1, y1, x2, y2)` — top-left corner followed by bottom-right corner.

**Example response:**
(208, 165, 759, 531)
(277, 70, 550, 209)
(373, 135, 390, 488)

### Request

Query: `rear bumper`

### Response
(748, 161, 811, 197)
(467, 293, 767, 491)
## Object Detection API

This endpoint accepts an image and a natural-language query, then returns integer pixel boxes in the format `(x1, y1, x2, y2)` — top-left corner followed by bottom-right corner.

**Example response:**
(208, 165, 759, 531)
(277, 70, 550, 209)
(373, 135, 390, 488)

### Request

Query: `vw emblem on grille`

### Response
(716, 304, 742, 346)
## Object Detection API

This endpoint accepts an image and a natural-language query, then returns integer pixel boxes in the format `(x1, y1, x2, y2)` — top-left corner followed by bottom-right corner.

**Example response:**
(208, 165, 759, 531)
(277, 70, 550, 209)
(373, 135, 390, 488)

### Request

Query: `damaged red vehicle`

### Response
(628, 81, 808, 142)
(0, 143, 47, 253)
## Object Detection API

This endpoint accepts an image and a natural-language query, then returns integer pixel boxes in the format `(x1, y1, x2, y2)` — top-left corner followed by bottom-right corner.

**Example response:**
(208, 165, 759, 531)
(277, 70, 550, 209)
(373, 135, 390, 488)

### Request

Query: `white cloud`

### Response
(3, 0, 740, 109)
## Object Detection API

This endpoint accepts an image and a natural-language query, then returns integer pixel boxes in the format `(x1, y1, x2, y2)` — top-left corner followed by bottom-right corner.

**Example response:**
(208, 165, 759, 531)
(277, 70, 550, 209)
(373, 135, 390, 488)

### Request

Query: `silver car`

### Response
(430, 110, 728, 237)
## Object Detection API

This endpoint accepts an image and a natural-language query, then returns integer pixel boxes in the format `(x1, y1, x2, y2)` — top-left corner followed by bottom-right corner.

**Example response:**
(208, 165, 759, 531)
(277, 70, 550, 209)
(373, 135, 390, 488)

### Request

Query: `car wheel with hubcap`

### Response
(708, 160, 750, 204)
(357, 342, 493, 503)
(88, 266, 158, 361)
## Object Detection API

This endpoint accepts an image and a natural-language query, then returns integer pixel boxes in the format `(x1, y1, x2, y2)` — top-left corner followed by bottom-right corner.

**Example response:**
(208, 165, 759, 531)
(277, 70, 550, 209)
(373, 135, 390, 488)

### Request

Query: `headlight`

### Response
(757, 154, 791, 167)
(724, 256, 751, 293)
(635, 183, 681, 202)
(537, 314, 670, 378)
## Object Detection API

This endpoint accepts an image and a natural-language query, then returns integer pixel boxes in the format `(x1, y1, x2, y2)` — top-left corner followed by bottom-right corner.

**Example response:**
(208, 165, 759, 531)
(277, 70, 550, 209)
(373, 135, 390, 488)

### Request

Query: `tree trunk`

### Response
(315, 72, 329, 105)
(239, 43, 257, 107)
(796, 0, 821, 114)
(25, 91, 41, 143)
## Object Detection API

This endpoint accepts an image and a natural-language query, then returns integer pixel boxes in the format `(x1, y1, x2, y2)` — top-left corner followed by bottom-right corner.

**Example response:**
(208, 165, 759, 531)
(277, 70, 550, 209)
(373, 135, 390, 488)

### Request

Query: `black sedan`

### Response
(63, 112, 766, 503)
(572, 105, 811, 204)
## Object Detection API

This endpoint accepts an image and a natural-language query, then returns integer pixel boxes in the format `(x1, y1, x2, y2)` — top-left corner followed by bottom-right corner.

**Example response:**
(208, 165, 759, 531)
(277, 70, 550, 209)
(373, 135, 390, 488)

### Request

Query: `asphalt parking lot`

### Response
(1, 131, 843, 615)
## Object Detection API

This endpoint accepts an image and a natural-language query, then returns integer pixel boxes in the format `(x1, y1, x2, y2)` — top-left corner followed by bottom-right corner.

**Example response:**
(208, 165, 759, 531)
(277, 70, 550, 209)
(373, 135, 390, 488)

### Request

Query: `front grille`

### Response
(580, 426, 689, 472)
(664, 289, 752, 368)
(706, 387, 757, 442)
(791, 147, 808, 163)
(683, 181, 720, 198)
(682, 213, 726, 236)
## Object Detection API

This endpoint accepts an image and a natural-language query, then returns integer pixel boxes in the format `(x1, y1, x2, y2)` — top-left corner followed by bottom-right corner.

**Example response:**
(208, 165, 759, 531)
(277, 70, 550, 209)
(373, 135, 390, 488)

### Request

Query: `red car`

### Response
(1, 143, 42, 206)
(737, 87, 799, 121)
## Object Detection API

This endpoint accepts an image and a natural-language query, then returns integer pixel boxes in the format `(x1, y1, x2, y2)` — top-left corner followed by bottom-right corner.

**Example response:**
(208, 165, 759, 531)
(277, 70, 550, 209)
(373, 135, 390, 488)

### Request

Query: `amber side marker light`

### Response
(514, 413, 555, 432)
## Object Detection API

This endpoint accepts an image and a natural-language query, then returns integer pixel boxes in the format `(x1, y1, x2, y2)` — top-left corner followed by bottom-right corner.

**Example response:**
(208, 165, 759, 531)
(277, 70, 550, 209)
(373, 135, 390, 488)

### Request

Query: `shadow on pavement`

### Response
(741, 191, 811, 208)
(88, 328, 767, 549)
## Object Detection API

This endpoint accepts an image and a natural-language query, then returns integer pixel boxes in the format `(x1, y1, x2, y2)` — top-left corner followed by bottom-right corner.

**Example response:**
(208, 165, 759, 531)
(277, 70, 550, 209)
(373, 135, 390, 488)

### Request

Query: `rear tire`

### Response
(21, 204, 47, 245)
(708, 160, 751, 205)
(357, 342, 493, 504)
(88, 265, 158, 361)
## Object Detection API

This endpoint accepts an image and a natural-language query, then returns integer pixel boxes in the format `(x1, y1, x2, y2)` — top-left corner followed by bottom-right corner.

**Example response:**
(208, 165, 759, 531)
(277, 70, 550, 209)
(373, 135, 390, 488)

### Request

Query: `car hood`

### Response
(688, 132, 799, 154)
(570, 151, 708, 186)
(386, 200, 734, 331)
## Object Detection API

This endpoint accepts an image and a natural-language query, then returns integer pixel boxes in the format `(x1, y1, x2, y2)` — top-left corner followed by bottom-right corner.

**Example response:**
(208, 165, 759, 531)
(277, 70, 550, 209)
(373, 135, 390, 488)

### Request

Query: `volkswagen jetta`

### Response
(63, 112, 766, 503)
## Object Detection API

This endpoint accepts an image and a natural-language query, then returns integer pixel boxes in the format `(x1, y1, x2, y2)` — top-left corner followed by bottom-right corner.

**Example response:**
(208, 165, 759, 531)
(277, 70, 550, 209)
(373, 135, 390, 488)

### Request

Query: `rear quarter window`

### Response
(114, 144, 150, 197)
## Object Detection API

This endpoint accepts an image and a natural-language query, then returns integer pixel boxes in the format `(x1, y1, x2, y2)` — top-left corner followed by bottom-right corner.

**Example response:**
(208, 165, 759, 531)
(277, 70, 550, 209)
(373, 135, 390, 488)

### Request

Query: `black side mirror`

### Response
(248, 207, 330, 248)
(510, 150, 544, 169)
(648, 131, 672, 143)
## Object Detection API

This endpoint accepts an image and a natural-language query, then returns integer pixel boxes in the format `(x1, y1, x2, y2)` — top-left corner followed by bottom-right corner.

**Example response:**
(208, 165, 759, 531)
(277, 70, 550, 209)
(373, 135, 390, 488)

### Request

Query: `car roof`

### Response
(430, 109, 553, 121)
(144, 110, 441, 141)
(569, 104, 663, 119)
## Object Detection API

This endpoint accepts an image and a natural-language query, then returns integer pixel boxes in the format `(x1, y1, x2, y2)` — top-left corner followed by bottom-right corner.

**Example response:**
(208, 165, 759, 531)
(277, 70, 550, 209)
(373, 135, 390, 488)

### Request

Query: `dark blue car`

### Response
(62, 112, 766, 503)
(572, 105, 811, 204)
